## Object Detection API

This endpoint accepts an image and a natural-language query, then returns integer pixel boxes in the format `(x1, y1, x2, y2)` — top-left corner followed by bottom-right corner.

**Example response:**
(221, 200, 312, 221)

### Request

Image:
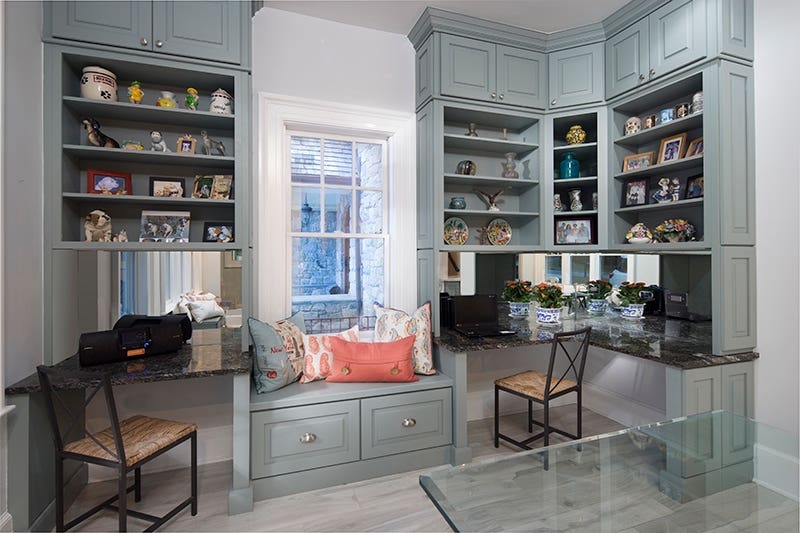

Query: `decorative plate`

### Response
(443, 217, 468, 245)
(487, 218, 512, 246)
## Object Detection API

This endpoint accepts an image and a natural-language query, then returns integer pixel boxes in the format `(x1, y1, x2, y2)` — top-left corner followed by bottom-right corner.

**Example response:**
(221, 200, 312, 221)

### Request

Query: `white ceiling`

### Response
(263, 1, 632, 35)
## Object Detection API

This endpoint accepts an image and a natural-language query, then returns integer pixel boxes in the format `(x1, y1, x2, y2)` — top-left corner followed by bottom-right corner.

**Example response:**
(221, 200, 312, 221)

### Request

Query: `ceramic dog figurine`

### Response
(82, 118, 120, 149)
(200, 130, 226, 156)
(84, 209, 112, 242)
(150, 130, 171, 152)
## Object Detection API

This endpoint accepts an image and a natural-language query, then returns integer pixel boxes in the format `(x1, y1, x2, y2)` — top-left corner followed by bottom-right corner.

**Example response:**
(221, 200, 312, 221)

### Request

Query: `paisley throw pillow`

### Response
(299, 326, 360, 383)
(374, 302, 435, 375)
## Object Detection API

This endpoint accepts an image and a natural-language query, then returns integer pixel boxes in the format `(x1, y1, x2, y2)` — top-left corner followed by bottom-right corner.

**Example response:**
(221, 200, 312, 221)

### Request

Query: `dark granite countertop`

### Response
(6, 328, 251, 395)
(437, 305, 757, 370)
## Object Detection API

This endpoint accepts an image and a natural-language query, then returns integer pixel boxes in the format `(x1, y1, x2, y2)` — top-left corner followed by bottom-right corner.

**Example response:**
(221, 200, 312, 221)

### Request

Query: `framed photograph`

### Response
(657, 133, 688, 164)
(685, 175, 704, 199)
(139, 210, 190, 243)
(686, 136, 704, 157)
(203, 222, 235, 243)
(87, 169, 131, 195)
(555, 218, 594, 245)
(149, 177, 184, 198)
(622, 178, 649, 207)
(176, 134, 196, 154)
(192, 175, 215, 198)
(622, 152, 654, 172)
(211, 175, 233, 200)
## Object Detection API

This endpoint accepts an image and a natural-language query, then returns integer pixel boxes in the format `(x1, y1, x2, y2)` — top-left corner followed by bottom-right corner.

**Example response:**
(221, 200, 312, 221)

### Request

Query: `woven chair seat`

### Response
(495, 370, 577, 401)
(64, 415, 197, 467)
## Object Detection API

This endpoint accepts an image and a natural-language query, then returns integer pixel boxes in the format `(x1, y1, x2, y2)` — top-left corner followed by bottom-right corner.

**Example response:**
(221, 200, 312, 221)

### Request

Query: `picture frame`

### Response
(657, 133, 688, 164)
(622, 178, 649, 207)
(622, 152, 654, 172)
(139, 210, 191, 243)
(685, 174, 704, 199)
(149, 177, 184, 198)
(87, 169, 131, 195)
(203, 222, 235, 243)
(555, 217, 594, 245)
(191, 175, 215, 199)
(176, 134, 196, 154)
(686, 136, 704, 157)
(211, 175, 233, 200)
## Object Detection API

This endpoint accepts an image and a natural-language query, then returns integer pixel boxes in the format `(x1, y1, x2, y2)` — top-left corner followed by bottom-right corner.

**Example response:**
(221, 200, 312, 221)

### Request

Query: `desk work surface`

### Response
(6, 328, 250, 395)
(437, 309, 757, 370)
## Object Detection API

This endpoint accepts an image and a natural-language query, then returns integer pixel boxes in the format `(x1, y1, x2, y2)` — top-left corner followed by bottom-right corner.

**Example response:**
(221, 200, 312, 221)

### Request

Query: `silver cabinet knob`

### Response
(490, 92, 497, 99)
(639, 74, 646, 81)
(299, 432, 317, 443)
(649, 68, 656, 78)
(551, 98, 557, 105)
(402, 418, 417, 428)
(155, 40, 163, 48)
(140, 37, 148, 46)
(498, 94, 504, 100)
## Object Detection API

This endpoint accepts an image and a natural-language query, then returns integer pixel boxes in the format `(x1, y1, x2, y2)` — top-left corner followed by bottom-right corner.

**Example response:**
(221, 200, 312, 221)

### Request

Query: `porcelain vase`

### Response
(565, 125, 586, 145)
(508, 302, 531, 318)
(621, 303, 645, 319)
(536, 307, 561, 325)
(568, 189, 583, 211)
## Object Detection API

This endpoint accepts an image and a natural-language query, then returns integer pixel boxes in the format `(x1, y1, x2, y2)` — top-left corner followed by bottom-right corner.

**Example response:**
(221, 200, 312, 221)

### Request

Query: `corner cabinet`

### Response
(548, 43, 604, 109)
(44, 0, 250, 67)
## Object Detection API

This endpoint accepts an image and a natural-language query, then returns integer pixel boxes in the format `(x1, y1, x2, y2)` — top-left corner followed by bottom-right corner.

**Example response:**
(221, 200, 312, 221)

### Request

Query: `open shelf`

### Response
(614, 112, 703, 147)
(63, 192, 234, 207)
(443, 173, 537, 191)
(443, 134, 538, 154)
(614, 154, 703, 179)
(554, 209, 597, 217)
(443, 209, 539, 219)
(62, 96, 235, 130)
(53, 241, 242, 252)
(615, 197, 703, 214)
(553, 176, 598, 187)
(63, 144, 235, 168)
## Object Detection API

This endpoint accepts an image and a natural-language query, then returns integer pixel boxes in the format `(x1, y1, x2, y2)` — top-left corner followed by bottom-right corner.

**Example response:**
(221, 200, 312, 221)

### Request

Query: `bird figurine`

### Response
(475, 189, 507, 212)
(81, 118, 119, 149)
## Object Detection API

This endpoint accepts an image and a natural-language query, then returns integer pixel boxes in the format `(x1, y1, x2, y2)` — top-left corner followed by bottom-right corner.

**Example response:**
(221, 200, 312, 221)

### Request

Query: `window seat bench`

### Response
(249, 374, 454, 500)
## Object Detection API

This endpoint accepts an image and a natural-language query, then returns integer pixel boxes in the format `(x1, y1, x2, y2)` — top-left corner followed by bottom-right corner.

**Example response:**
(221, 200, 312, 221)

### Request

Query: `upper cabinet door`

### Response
(440, 34, 496, 103)
(605, 18, 649, 99)
(496, 45, 546, 109)
(548, 43, 604, 109)
(48, 1, 152, 51)
(152, 1, 242, 64)
(649, 0, 706, 79)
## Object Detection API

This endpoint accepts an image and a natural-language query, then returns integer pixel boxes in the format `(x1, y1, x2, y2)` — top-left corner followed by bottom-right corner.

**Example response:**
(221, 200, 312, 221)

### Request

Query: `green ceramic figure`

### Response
(184, 87, 199, 111)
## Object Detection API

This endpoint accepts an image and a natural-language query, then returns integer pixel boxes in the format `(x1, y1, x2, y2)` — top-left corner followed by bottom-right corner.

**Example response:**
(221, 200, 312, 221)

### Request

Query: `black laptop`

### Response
(451, 294, 516, 338)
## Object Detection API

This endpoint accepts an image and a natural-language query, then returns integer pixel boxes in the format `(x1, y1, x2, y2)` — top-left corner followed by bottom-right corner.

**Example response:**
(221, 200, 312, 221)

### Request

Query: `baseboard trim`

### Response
(754, 443, 800, 501)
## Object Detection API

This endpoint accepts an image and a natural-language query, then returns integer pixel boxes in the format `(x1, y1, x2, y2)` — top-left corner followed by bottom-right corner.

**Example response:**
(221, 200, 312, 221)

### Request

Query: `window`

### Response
(288, 133, 388, 328)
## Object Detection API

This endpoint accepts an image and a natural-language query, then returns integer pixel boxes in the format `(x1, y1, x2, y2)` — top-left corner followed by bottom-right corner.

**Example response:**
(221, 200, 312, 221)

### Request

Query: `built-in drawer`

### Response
(251, 400, 359, 478)
(361, 388, 452, 459)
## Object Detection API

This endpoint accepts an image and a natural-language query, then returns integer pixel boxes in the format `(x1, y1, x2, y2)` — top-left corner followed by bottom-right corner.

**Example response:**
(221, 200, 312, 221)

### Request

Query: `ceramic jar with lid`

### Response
(565, 125, 586, 145)
(624, 116, 642, 136)
(209, 88, 234, 114)
(692, 91, 703, 113)
(80, 66, 117, 101)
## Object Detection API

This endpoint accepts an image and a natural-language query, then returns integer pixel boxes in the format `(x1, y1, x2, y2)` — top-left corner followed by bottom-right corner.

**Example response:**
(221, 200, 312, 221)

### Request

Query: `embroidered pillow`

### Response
(299, 326, 360, 383)
(326, 336, 417, 383)
(248, 313, 306, 394)
(374, 302, 435, 375)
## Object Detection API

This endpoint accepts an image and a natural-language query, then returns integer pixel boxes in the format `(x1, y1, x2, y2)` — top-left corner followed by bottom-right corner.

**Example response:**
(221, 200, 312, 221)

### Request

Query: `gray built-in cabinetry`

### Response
(409, 0, 755, 354)
(41, 1, 252, 361)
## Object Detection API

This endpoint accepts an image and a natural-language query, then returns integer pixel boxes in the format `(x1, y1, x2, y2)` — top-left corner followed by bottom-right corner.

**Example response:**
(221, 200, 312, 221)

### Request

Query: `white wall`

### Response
(754, 0, 800, 435)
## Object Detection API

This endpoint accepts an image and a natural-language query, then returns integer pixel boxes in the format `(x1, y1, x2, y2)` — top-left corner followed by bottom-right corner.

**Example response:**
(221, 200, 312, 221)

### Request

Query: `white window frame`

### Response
(255, 94, 416, 322)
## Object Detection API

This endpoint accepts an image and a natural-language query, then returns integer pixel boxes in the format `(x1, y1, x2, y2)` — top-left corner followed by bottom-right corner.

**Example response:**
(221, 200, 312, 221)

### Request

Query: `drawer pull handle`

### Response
(402, 418, 417, 428)
(299, 432, 317, 443)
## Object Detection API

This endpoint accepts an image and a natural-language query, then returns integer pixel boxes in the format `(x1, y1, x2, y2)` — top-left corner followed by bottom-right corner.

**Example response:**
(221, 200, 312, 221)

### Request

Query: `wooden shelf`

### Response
(443, 173, 537, 191)
(63, 144, 235, 169)
(614, 198, 703, 214)
(62, 96, 235, 130)
(443, 134, 538, 154)
(614, 154, 703, 179)
(614, 112, 703, 147)
(52, 241, 242, 251)
(443, 209, 539, 220)
(63, 192, 234, 207)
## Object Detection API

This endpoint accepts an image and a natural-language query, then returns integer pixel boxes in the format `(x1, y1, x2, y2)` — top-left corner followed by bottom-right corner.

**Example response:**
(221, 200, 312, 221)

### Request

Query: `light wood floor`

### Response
(66, 406, 622, 532)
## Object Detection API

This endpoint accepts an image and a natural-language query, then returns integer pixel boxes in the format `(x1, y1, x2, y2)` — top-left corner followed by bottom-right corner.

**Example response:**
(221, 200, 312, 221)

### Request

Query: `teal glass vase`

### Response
(559, 152, 580, 179)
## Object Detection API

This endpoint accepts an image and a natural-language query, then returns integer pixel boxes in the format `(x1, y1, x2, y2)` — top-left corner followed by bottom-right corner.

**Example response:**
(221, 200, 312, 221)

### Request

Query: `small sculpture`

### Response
(465, 123, 478, 137)
(84, 209, 112, 242)
(82, 118, 119, 148)
(150, 131, 171, 152)
(651, 177, 672, 203)
(475, 189, 506, 212)
(112, 229, 128, 242)
(501, 152, 519, 179)
(184, 87, 199, 110)
(121, 140, 144, 151)
(127, 81, 143, 104)
(156, 90, 177, 108)
(670, 178, 681, 201)
(200, 130, 226, 156)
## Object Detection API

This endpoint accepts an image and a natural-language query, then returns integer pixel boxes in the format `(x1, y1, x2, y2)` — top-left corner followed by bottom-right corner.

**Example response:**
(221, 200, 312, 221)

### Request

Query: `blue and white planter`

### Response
(536, 307, 561, 325)
(621, 303, 646, 319)
(587, 299, 607, 314)
(508, 301, 531, 317)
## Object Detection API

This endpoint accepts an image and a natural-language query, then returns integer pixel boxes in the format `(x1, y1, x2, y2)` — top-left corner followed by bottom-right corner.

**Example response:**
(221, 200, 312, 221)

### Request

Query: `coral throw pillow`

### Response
(326, 336, 418, 383)
(374, 303, 435, 375)
(248, 313, 306, 394)
(299, 326, 360, 383)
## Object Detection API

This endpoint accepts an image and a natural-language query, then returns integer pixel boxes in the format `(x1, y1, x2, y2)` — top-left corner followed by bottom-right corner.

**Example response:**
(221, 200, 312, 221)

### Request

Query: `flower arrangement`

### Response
(653, 218, 696, 243)
(615, 281, 652, 306)
(586, 279, 612, 300)
(532, 282, 565, 309)
(502, 279, 533, 303)
(625, 222, 653, 243)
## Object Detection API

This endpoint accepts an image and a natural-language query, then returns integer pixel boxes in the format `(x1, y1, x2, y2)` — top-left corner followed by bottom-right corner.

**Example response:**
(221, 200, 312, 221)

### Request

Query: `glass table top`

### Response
(420, 411, 799, 532)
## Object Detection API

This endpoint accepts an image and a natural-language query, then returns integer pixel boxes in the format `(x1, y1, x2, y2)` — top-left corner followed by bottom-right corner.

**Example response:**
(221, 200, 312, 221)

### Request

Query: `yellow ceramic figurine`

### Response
(184, 87, 199, 111)
(156, 91, 176, 108)
(127, 81, 143, 104)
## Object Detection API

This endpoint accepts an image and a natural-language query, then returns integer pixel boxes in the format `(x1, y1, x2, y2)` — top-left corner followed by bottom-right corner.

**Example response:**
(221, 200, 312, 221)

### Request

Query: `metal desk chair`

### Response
(37, 365, 198, 532)
(494, 327, 592, 450)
